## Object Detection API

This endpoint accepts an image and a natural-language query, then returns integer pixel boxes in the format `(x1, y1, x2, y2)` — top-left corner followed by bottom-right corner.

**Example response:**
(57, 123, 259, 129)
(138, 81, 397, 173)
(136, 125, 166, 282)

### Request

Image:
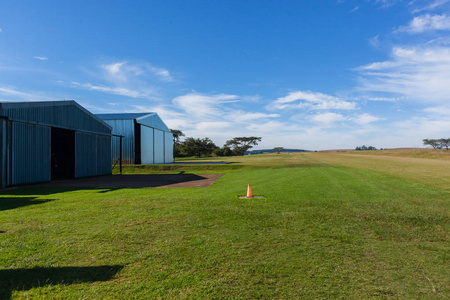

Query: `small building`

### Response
(96, 113, 173, 165)
(0, 101, 112, 188)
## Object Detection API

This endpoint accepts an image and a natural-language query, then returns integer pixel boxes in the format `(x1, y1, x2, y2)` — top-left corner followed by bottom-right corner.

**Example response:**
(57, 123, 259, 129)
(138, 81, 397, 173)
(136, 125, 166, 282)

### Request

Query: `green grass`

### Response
(329, 148, 450, 160)
(1, 152, 449, 299)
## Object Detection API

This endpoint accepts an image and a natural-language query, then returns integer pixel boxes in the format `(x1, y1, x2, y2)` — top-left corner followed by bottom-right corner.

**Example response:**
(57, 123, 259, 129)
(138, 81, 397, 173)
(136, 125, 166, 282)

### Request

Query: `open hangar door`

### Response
(0, 101, 113, 188)
(51, 127, 75, 179)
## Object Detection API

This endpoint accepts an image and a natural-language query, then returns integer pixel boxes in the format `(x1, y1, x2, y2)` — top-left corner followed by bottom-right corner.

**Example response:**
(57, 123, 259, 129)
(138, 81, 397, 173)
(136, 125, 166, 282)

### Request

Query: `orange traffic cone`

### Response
(247, 184, 253, 198)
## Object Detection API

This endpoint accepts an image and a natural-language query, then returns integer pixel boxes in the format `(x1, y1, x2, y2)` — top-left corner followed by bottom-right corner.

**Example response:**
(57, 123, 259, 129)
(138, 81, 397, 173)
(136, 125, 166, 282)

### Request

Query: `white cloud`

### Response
(71, 60, 173, 101)
(391, 117, 450, 143)
(132, 104, 184, 119)
(426, 36, 450, 45)
(423, 105, 450, 115)
(72, 82, 152, 99)
(0, 28, 3, 32)
(34, 56, 48, 61)
(353, 113, 382, 125)
(366, 96, 403, 101)
(0, 86, 52, 101)
(413, 0, 450, 13)
(226, 111, 280, 122)
(397, 14, 450, 33)
(246, 120, 292, 133)
(102, 61, 142, 84)
(357, 46, 450, 102)
(306, 112, 380, 127)
(103, 92, 448, 150)
(104, 61, 126, 75)
(173, 93, 239, 119)
(129, 93, 280, 145)
(371, 0, 398, 8)
(101, 61, 173, 83)
(350, 6, 359, 13)
(150, 67, 173, 82)
(370, 35, 380, 48)
(195, 121, 233, 131)
(270, 90, 357, 111)
(311, 112, 348, 124)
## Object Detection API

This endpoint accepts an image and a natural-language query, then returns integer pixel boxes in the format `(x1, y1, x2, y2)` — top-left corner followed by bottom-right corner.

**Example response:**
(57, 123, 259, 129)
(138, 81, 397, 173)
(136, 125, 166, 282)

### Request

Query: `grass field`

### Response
(1, 151, 449, 299)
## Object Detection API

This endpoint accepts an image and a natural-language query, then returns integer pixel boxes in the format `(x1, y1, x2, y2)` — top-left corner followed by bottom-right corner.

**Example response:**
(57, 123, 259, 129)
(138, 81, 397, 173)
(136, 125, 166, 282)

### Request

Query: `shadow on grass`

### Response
(25, 174, 221, 189)
(0, 174, 223, 196)
(0, 265, 123, 299)
(0, 197, 55, 211)
(0, 187, 82, 196)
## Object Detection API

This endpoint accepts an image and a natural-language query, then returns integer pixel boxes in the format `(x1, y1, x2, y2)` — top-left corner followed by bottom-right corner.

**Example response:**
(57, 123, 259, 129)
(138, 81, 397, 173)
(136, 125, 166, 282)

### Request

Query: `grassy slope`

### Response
(0, 152, 449, 299)
(348, 148, 450, 160)
(307, 151, 450, 190)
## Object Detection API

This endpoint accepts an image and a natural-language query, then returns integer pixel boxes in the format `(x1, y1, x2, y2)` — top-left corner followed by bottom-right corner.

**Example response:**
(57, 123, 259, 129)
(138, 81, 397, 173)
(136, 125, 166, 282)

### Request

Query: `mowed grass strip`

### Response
(0, 153, 449, 299)
(306, 151, 450, 190)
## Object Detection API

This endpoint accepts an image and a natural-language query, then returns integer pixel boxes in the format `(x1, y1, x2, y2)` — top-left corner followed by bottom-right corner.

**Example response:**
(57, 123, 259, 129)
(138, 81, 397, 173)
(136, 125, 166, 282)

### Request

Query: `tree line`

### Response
(355, 145, 377, 151)
(423, 138, 450, 150)
(171, 129, 261, 157)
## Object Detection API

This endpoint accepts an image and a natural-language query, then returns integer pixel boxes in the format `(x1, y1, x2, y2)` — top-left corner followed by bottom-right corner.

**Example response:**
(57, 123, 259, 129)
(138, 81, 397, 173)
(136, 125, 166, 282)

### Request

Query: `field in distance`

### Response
(1, 149, 448, 299)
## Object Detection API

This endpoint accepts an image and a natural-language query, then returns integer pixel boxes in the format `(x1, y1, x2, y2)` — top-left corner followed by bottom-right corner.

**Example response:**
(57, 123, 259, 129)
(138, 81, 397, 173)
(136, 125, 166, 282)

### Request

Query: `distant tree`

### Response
(423, 139, 440, 149)
(213, 145, 233, 157)
(273, 147, 284, 154)
(225, 137, 262, 156)
(439, 138, 450, 150)
(355, 145, 377, 151)
(170, 129, 185, 157)
(170, 129, 185, 144)
(213, 147, 223, 157)
(180, 137, 217, 157)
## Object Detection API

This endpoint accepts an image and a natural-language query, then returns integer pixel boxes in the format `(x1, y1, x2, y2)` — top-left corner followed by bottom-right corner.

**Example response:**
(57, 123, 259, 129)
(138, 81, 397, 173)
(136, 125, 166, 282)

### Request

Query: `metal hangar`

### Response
(96, 113, 173, 165)
(0, 101, 112, 188)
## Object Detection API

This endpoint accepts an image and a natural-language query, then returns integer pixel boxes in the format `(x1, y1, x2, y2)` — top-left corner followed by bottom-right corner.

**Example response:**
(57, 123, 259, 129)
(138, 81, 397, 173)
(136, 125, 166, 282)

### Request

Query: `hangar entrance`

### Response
(51, 127, 75, 179)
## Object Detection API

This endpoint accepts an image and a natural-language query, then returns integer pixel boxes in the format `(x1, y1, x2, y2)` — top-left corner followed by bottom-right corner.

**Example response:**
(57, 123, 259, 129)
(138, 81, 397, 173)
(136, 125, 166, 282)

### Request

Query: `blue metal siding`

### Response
(11, 122, 51, 185)
(140, 125, 154, 164)
(164, 132, 174, 163)
(102, 119, 135, 164)
(97, 134, 112, 175)
(96, 113, 149, 120)
(136, 114, 170, 132)
(75, 132, 111, 178)
(0, 102, 110, 134)
(0, 119, 7, 188)
(154, 129, 164, 164)
(75, 133, 96, 178)
(97, 112, 172, 165)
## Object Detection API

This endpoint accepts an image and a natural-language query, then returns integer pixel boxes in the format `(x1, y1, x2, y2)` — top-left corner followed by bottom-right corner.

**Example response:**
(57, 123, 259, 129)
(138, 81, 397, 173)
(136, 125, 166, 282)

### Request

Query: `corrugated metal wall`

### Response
(136, 114, 170, 132)
(0, 102, 113, 188)
(0, 119, 7, 188)
(75, 132, 111, 178)
(164, 132, 174, 163)
(0, 102, 110, 134)
(97, 134, 112, 175)
(154, 129, 165, 163)
(101, 114, 173, 165)
(103, 119, 135, 164)
(140, 125, 154, 164)
(11, 122, 51, 185)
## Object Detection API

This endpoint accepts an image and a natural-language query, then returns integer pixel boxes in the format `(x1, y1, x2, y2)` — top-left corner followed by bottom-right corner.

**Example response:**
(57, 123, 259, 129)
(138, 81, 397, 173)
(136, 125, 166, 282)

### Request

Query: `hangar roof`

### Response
(0, 100, 112, 134)
(96, 112, 170, 132)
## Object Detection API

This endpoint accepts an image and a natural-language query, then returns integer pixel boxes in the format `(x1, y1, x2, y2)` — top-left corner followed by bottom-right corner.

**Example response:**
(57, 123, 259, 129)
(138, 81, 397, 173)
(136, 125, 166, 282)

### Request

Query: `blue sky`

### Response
(1, 0, 450, 150)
